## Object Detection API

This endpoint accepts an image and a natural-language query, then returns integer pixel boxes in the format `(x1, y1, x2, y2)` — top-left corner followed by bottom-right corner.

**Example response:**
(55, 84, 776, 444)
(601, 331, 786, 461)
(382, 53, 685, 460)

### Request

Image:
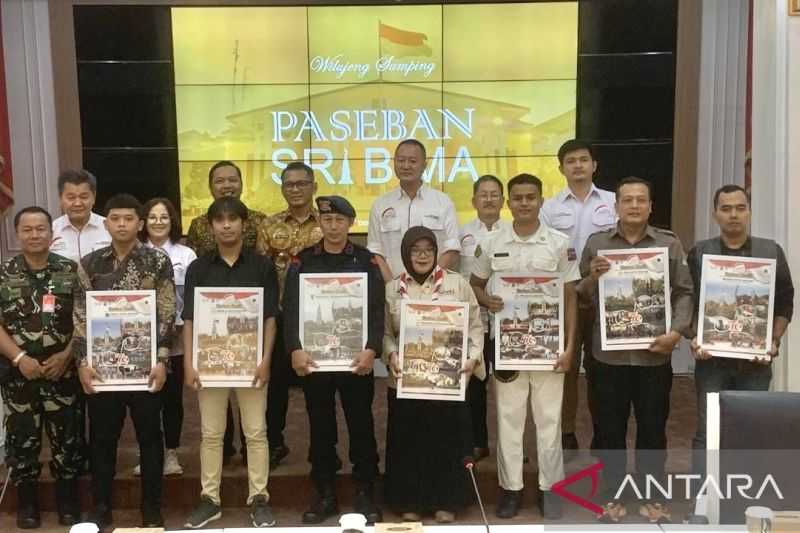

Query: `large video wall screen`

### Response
(172, 3, 578, 229)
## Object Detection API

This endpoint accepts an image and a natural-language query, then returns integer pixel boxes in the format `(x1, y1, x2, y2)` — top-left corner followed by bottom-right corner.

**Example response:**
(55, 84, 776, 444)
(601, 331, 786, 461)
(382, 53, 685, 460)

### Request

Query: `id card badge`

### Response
(43, 293, 56, 313)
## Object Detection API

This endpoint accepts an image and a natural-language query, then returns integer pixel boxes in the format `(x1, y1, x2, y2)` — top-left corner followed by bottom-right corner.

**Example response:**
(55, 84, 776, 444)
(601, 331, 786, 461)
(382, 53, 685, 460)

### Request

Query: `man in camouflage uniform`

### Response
(186, 160, 268, 257)
(256, 161, 322, 468)
(0, 206, 81, 529)
(185, 160, 267, 462)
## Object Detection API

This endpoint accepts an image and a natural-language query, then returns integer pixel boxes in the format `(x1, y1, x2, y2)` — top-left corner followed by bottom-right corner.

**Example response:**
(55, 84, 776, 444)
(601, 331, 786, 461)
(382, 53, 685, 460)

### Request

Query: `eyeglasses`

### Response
(147, 215, 170, 224)
(476, 193, 503, 201)
(410, 247, 435, 258)
(281, 180, 313, 190)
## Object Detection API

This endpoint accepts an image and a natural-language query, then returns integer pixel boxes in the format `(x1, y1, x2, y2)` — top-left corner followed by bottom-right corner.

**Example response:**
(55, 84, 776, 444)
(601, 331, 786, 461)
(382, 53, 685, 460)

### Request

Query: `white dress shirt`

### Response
(540, 184, 617, 261)
(51, 212, 112, 263)
(367, 183, 461, 278)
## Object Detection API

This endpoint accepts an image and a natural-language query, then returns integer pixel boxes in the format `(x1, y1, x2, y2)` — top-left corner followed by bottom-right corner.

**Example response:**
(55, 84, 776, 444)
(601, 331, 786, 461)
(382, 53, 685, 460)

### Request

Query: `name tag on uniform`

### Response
(43, 293, 56, 313)
(493, 252, 510, 257)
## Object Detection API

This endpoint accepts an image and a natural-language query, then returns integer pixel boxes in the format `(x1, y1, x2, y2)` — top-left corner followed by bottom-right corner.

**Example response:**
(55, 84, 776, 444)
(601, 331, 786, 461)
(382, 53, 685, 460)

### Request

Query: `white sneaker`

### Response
(163, 448, 184, 476)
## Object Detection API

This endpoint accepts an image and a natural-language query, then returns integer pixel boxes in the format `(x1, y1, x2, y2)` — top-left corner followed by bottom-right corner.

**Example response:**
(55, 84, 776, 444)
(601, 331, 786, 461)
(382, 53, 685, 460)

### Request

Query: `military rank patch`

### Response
(475, 245, 482, 258)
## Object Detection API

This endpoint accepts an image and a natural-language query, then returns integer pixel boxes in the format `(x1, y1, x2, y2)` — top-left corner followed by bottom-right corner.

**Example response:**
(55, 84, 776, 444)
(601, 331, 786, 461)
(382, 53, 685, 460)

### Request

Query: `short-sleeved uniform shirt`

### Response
(367, 184, 461, 278)
(459, 217, 510, 331)
(540, 184, 617, 262)
(0, 253, 78, 360)
(51, 213, 112, 263)
(472, 222, 580, 285)
(472, 222, 580, 339)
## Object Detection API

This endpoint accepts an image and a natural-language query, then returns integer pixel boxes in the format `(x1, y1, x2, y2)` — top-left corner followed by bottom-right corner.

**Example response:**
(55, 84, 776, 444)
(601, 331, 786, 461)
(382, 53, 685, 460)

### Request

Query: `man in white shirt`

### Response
(458, 174, 509, 462)
(51, 169, 111, 263)
(540, 140, 617, 458)
(470, 173, 578, 520)
(367, 139, 460, 281)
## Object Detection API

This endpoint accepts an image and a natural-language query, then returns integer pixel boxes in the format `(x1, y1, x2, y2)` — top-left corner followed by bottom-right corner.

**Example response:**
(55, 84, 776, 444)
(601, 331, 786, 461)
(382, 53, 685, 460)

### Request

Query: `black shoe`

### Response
(184, 497, 222, 529)
(55, 478, 81, 526)
(353, 483, 382, 525)
(269, 444, 290, 469)
(495, 489, 522, 519)
(539, 490, 562, 520)
(562, 432, 579, 462)
(302, 483, 339, 524)
(88, 503, 113, 529)
(251, 495, 276, 527)
(142, 507, 164, 528)
(16, 482, 41, 529)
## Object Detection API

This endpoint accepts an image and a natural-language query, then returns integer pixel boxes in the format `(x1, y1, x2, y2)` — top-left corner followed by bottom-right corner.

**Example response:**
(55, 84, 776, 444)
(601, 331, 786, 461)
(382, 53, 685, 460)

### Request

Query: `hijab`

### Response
(400, 226, 438, 285)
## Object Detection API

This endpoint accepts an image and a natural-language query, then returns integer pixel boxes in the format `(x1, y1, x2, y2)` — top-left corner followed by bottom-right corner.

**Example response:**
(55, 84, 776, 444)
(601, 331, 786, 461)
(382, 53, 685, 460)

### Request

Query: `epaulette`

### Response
(654, 227, 676, 237)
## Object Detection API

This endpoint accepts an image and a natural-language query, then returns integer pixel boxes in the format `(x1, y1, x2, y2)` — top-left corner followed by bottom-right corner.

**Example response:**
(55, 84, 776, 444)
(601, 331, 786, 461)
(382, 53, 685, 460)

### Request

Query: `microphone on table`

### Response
(464, 456, 490, 533)
(0, 456, 18, 508)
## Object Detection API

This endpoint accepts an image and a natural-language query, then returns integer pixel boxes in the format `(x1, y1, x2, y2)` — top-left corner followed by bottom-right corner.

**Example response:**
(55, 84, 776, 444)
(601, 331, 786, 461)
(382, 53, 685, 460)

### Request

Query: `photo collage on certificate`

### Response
(299, 273, 368, 371)
(697, 255, 776, 359)
(598, 248, 671, 351)
(493, 272, 563, 370)
(397, 300, 469, 401)
(86, 290, 157, 391)
(192, 288, 263, 387)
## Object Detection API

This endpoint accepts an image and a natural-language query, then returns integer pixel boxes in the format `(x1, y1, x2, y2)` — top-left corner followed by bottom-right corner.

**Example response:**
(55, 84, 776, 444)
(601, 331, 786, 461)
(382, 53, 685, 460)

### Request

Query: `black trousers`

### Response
(162, 355, 184, 449)
(88, 391, 163, 511)
(593, 361, 672, 501)
(266, 319, 291, 449)
(302, 372, 378, 484)
(467, 332, 492, 450)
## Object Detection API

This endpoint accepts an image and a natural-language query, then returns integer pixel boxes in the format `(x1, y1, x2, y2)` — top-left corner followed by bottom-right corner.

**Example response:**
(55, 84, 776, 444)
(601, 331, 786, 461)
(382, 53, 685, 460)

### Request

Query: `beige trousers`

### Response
(197, 386, 269, 505)
(496, 371, 564, 491)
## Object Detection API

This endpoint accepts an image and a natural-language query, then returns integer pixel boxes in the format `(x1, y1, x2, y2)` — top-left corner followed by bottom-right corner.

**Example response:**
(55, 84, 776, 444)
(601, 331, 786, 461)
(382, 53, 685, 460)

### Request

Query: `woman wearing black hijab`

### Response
(382, 226, 485, 523)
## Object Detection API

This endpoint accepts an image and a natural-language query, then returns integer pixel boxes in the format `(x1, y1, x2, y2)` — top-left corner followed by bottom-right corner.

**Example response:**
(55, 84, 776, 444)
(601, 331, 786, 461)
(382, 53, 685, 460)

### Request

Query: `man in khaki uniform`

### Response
(256, 161, 322, 468)
(577, 176, 693, 523)
(471, 173, 578, 520)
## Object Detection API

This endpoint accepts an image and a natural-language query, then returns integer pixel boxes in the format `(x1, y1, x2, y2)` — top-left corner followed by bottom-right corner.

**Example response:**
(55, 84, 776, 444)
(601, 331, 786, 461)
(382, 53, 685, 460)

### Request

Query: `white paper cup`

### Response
(745, 506, 774, 533)
(340, 512, 368, 532)
(69, 523, 100, 533)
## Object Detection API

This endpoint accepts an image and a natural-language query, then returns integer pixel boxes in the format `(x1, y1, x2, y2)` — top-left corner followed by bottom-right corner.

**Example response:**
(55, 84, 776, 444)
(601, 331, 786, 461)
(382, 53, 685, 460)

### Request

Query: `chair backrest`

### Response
(718, 391, 800, 523)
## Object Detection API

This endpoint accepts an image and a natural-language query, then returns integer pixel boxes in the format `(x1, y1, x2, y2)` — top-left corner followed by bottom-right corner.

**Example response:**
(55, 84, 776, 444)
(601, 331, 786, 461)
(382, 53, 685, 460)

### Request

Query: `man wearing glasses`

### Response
(458, 175, 509, 463)
(256, 161, 323, 469)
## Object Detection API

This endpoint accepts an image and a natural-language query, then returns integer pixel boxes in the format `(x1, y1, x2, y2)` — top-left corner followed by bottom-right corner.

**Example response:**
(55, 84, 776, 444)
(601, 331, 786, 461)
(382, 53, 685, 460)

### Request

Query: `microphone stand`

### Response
(464, 457, 490, 533)
(0, 457, 17, 508)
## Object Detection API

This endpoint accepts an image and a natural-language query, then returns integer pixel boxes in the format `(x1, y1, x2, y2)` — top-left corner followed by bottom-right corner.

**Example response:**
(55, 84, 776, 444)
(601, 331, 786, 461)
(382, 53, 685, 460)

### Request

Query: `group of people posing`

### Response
(0, 138, 793, 529)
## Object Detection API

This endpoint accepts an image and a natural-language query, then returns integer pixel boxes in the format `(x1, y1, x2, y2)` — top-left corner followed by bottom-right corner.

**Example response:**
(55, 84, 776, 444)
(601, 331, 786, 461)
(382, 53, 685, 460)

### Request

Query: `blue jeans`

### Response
(692, 358, 772, 476)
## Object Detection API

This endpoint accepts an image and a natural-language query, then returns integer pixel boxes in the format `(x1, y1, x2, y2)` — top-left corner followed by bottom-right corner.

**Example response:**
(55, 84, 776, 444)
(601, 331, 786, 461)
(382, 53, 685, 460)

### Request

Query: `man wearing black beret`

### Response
(282, 196, 384, 524)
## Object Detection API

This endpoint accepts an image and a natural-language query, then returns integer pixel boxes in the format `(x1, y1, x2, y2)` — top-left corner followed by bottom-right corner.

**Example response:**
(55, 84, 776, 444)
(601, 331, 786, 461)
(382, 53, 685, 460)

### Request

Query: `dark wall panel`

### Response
(74, 5, 179, 216)
(74, 6, 173, 61)
(577, 0, 677, 227)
